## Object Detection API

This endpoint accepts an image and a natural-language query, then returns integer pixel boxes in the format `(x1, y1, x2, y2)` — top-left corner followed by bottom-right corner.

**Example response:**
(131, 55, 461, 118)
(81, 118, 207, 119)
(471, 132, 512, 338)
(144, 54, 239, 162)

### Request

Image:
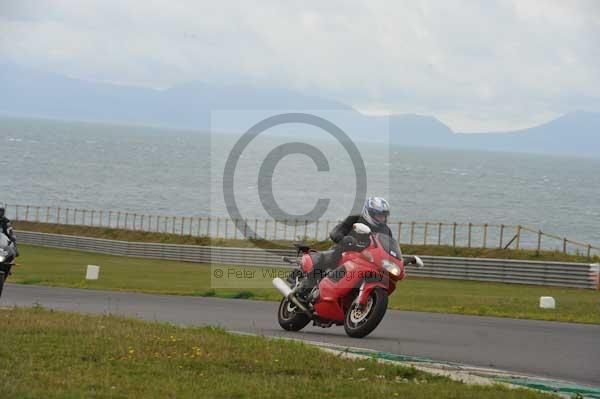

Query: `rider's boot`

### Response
(295, 277, 315, 302)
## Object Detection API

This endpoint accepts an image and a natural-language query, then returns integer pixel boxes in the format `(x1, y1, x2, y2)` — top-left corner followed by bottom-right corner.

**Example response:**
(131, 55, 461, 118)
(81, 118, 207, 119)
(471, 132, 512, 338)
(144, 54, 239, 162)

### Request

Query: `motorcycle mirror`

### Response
(353, 223, 371, 235)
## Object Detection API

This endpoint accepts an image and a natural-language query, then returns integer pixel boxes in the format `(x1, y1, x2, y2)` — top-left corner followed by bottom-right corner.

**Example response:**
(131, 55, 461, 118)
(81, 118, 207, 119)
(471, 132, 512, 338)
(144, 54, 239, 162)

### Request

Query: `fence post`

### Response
(83, 209, 87, 225)
(483, 224, 488, 248)
(124, 212, 130, 229)
(35, 206, 40, 222)
(303, 220, 308, 239)
(99, 210, 103, 227)
(499, 224, 504, 248)
(537, 230, 542, 254)
(108, 211, 113, 227)
(206, 217, 212, 237)
(91, 210, 95, 226)
(423, 222, 428, 245)
(57, 208, 61, 224)
(397, 222, 402, 243)
(172, 217, 176, 234)
(141, 214, 146, 231)
(233, 219, 238, 239)
(563, 238, 567, 254)
(437, 223, 442, 245)
(180, 217, 185, 236)
(315, 220, 319, 241)
(254, 219, 258, 239)
(293, 220, 298, 239)
(243, 219, 248, 239)
(263, 219, 268, 240)
(452, 222, 457, 248)
(25, 205, 30, 221)
(410, 222, 415, 245)
(273, 220, 278, 240)
(283, 220, 288, 241)
(587, 244, 592, 258)
(15, 205, 20, 220)
(216, 218, 221, 238)
(467, 223, 472, 248)
(189, 217, 194, 236)
(516, 225, 521, 250)
(46, 207, 50, 223)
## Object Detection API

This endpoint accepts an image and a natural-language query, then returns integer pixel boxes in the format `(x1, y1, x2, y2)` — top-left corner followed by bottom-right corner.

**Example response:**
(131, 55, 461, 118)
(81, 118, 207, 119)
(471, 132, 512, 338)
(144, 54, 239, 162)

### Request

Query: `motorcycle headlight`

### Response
(382, 259, 401, 277)
(0, 255, 5, 263)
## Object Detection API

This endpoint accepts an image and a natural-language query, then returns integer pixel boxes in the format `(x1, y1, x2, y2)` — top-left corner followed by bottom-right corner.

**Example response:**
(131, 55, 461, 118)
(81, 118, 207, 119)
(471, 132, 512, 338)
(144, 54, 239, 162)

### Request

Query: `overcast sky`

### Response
(1, 0, 599, 131)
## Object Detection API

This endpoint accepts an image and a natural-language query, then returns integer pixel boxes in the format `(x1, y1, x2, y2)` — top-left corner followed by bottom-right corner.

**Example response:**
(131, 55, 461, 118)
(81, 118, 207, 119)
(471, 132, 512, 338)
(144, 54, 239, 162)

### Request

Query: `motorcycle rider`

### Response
(0, 206, 18, 256)
(297, 197, 392, 299)
(329, 197, 392, 243)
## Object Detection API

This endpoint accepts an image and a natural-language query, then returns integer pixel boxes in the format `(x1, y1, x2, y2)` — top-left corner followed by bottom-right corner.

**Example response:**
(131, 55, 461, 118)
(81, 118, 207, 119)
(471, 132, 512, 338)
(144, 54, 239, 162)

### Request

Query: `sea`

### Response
(1, 116, 599, 247)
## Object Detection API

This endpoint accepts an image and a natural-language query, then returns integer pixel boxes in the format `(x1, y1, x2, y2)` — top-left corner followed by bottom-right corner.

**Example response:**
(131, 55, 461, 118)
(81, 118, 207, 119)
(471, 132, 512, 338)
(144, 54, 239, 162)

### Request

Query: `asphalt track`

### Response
(2, 284, 599, 387)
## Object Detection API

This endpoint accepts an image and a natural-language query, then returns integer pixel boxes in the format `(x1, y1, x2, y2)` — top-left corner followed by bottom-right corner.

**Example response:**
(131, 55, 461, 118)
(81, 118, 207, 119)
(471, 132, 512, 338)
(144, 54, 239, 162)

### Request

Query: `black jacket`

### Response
(0, 216, 16, 243)
(329, 214, 393, 244)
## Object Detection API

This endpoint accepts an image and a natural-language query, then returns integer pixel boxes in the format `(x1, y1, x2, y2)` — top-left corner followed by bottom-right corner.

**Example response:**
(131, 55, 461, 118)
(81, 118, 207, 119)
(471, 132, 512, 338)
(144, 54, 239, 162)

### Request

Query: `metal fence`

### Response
(6, 203, 600, 257)
(16, 230, 600, 290)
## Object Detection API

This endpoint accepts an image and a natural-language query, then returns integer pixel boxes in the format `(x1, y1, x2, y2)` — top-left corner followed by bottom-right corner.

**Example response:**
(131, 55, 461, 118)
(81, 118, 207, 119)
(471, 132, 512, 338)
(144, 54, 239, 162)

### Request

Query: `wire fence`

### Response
(5, 204, 600, 258)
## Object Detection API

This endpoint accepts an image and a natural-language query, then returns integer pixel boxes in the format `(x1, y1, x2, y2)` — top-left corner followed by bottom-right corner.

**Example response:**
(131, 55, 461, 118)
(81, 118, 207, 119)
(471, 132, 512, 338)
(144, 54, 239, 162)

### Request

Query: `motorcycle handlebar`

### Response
(282, 256, 299, 265)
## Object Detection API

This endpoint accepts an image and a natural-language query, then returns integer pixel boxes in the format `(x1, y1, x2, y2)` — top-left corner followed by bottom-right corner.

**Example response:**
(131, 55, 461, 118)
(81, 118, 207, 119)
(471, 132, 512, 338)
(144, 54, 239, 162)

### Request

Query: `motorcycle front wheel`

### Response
(0, 271, 5, 298)
(344, 287, 388, 338)
(277, 298, 310, 331)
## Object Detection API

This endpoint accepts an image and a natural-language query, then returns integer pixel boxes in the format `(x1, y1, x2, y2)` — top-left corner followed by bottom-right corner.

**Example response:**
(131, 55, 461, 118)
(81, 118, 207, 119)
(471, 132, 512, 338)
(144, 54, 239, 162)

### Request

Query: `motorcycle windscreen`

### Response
(0, 234, 10, 249)
(377, 234, 402, 259)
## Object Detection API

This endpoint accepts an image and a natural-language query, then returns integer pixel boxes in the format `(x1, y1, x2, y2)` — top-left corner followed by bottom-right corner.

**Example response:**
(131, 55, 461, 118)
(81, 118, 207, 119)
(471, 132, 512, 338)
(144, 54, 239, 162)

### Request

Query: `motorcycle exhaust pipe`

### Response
(272, 278, 313, 317)
(273, 277, 293, 297)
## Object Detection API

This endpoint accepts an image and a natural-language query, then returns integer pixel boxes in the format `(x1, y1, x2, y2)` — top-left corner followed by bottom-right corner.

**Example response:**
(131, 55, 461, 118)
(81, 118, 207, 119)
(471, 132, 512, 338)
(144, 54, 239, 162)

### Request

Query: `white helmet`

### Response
(361, 197, 390, 227)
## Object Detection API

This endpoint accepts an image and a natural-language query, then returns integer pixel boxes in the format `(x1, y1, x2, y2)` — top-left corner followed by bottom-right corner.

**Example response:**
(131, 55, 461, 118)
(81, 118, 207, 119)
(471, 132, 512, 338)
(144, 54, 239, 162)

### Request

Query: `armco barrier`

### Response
(17, 230, 599, 289)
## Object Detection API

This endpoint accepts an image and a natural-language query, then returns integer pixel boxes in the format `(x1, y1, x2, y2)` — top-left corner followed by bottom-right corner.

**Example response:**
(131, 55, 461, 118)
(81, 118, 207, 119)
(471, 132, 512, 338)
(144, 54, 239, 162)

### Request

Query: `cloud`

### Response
(1, 0, 599, 131)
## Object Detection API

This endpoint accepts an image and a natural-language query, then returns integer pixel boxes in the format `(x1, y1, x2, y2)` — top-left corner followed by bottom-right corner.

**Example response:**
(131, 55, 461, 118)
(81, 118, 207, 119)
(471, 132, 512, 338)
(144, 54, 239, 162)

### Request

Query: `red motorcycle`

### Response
(272, 223, 423, 338)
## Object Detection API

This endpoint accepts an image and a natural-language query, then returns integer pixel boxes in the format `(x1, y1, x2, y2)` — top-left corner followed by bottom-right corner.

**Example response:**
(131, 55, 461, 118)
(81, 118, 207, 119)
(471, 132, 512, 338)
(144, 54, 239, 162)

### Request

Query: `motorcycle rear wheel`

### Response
(344, 287, 388, 338)
(277, 298, 310, 331)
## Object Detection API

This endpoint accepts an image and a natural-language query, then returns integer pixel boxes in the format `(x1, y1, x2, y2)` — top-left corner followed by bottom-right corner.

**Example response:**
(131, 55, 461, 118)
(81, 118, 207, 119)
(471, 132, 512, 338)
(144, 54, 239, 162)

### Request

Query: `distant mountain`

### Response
(453, 111, 600, 157)
(0, 62, 349, 129)
(1, 63, 599, 157)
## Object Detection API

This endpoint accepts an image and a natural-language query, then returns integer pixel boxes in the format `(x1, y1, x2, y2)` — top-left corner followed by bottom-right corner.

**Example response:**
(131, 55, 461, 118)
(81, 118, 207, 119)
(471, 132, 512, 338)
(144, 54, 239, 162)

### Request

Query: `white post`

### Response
(86, 265, 100, 280)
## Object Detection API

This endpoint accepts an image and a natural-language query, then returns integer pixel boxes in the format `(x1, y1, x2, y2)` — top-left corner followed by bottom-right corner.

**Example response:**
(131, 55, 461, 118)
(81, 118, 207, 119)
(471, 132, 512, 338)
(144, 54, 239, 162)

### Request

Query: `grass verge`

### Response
(0, 307, 556, 399)
(15, 220, 600, 263)
(9, 244, 600, 324)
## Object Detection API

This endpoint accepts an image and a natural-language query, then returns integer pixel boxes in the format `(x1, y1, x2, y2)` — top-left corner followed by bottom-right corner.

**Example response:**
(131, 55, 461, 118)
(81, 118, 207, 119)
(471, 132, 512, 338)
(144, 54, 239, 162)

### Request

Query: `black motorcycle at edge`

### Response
(0, 233, 17, 297)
